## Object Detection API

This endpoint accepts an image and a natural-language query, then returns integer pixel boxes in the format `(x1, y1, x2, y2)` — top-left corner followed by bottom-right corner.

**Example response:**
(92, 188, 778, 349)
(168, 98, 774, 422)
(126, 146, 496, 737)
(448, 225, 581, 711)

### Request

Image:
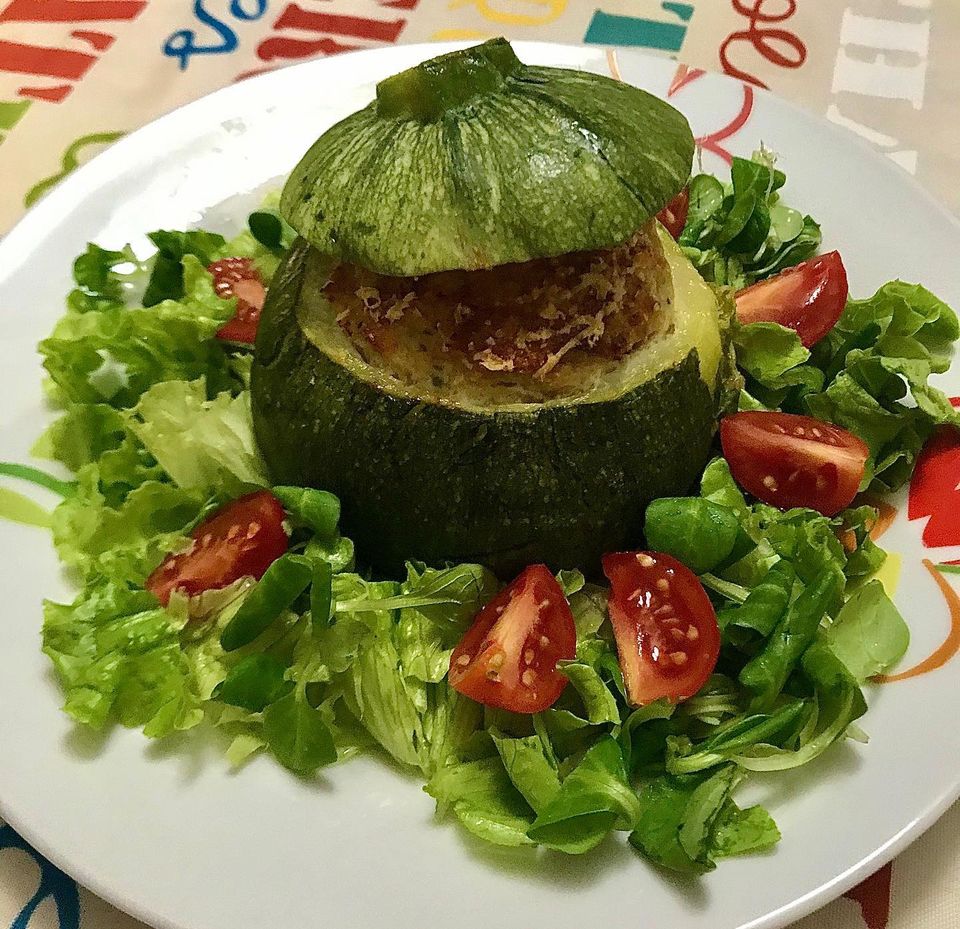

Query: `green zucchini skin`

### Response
(281, 49, 694, 277)
(251, 241, 717, 577)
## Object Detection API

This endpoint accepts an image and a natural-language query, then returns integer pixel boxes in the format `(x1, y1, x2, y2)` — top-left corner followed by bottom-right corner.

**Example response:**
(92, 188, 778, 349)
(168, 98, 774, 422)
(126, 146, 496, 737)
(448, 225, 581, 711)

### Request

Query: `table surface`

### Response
(0, 2, 957, 928)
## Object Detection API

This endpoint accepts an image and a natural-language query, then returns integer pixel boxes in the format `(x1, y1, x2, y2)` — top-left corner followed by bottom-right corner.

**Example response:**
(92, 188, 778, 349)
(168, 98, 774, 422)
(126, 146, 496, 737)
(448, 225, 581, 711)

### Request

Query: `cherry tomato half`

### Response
(657, 187, 689, 240)
(209, 257, 266, 344)
(448, 564, 576, 714)
(735, 251, 848, 348)
(720, 411, 869, 517)
(146, 490, 288, 606)
(602, 551, 719, 706)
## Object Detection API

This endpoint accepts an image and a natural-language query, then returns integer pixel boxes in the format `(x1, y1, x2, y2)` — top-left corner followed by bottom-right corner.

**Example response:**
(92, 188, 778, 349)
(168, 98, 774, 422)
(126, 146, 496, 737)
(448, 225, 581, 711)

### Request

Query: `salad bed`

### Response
(7, 145, 957, 878)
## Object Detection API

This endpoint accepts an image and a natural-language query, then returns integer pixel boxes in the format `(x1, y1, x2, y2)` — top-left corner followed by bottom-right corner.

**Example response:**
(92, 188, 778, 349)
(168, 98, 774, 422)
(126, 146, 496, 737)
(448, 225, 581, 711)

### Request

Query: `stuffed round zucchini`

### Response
(251, 39, 730, 574)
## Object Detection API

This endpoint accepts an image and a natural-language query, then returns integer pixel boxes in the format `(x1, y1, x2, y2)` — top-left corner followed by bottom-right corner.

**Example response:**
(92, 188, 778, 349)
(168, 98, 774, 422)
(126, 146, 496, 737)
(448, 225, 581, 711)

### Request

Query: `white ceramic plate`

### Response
(0, 41, 958, 929)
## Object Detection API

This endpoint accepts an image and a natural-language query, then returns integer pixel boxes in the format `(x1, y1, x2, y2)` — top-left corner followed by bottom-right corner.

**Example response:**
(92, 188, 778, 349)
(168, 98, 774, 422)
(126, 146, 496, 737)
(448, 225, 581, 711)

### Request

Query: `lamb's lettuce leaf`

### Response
(527, 736, 639, 854)
(822, 580, 909, 681)
(680, 152, 820, 290)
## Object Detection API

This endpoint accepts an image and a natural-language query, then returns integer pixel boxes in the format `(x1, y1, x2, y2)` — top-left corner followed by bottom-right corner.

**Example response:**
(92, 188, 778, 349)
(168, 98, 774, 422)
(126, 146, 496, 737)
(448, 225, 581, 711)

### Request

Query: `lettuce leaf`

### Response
(142, 230, 226, 307)
(51, 468, 207, 585)
(822, 580, 909, 681)
(680, 152, 821, 290)
(732, 283, 960, 491)
(490, 729, 561, 813)
(130, 378, 267, 496)
(41, 256, 235, 409)
(262, 688, 337, 776)
(710, 802, 781, 859)
(425, 757, 535, 847)
(42, 580, 203, 737)
(528, 736, 639, 854)
(629, 765, 753, 874)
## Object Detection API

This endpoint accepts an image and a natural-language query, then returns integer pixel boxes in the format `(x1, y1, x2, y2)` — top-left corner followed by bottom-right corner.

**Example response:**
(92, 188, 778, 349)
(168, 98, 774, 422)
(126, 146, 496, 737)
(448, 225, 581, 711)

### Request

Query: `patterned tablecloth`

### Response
(0, 2, 957, 928)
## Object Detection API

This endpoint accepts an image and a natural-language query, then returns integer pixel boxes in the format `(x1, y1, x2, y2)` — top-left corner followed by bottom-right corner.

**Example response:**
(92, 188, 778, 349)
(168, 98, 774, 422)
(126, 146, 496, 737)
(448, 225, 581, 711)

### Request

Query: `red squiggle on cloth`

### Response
(844, 863, 892, 929)
(719, 0, 807, 89)
(664, 64, 755, 164)
(667, 64, 706, 97)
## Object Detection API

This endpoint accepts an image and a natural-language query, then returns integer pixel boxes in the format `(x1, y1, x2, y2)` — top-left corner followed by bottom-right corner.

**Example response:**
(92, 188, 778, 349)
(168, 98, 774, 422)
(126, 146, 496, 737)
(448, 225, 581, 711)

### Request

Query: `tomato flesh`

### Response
(657, 187, 689, 240)
(735, 251, 848, 347)
(209, 257, 266, 344)
(448, 564, 576, 714)
(603, 552, 719, 706)
(146, 490, 288, 606)
(720, 411, 868, 517)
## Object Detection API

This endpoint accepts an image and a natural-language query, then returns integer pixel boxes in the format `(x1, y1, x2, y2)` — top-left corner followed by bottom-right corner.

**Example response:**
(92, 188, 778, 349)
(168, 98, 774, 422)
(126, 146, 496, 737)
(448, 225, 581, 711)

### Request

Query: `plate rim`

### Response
(0, 39, 958, 929)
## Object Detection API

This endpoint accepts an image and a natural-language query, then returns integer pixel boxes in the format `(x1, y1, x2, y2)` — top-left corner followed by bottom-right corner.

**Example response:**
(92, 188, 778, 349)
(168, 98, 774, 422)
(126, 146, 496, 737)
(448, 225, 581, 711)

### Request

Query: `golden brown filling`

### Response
(326, 226, 668, 381)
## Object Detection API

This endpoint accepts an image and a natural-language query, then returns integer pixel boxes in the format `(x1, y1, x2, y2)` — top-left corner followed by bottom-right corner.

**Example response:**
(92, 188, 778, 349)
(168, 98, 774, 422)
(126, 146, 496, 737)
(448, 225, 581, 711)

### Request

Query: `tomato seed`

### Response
(656, 578, 670, 593)
(636, 553, 655, 567)
(456, 654, 471, 666)
(523, 649, 535, 665)
(762, 475, 779, 491)
(669, 627, 686, 640)
(521, 670, 536, 687)
(669, 651, 688, 666)
(686, 625, 699, 641)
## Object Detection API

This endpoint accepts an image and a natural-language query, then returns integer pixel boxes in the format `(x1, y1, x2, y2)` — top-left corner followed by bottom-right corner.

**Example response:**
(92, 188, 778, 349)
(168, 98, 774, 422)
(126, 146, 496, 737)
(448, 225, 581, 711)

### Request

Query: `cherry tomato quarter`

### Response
(720, 411, 869, 517)
(209, 257, 266, 344)
(735, 251, 848, 348)
(603, 551, 720, 706)
(146, 490, 288, 606)
(448, 564, 576, 714)
(657, 186, 690, 240)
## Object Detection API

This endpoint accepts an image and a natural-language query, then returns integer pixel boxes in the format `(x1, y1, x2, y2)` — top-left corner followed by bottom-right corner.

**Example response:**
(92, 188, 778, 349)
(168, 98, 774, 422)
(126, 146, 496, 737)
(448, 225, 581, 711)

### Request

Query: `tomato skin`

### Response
(448, 565, 576, 714)
(602, 551, 719, 706)
(209, 258, 266, 344)
(657, 187, 689, 240)
(146, 490, 288, 607)
(735, 251, 848, 348)
(720, 411, 869, 517)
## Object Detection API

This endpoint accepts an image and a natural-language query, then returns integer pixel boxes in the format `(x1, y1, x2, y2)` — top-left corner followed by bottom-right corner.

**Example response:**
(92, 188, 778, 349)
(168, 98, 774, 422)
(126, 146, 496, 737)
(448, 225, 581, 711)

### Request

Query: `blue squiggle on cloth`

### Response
(163, 0, 269, 71)
(0, 824, 80, 929)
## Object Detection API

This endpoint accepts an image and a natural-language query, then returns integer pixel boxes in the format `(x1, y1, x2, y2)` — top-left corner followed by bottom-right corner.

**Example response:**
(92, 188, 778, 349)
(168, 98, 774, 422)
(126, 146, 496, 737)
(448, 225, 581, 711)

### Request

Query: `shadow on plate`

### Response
(747, 739, 865, 813)
(454, 826, 711, 907)
(61, 723, 114, 760)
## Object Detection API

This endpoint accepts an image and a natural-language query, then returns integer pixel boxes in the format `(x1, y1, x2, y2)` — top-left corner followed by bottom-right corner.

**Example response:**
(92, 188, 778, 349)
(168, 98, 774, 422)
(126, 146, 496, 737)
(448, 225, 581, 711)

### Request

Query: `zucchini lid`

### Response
(280, 39, 695, 276)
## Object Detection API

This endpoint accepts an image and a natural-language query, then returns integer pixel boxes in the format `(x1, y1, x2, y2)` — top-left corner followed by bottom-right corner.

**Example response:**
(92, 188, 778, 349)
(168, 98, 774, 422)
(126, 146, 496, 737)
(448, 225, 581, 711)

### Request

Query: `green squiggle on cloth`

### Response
(0, 100, 30, 131)
(25, 130, 124, 207)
